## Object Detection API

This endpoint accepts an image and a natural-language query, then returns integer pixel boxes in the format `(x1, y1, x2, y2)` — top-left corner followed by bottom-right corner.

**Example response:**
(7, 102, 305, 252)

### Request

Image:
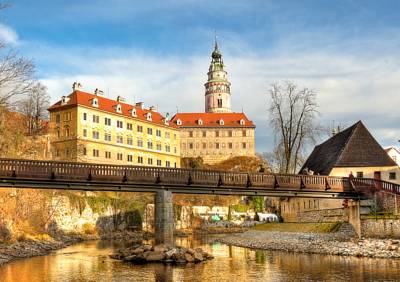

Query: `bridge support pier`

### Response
(154, 190, 174, 245)
(348, 200, 361, 238)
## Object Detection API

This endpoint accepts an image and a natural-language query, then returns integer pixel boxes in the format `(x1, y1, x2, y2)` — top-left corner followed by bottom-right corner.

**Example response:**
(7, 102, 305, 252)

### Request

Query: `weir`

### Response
(154, 190, 174, 245)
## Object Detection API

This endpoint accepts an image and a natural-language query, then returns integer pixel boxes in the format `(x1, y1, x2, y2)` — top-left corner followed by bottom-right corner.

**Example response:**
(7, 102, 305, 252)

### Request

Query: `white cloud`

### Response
(0, 23, 18, 45)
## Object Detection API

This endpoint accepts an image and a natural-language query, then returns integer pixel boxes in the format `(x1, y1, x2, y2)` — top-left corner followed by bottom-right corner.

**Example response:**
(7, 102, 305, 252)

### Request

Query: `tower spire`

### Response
(214, 31, 218, 51)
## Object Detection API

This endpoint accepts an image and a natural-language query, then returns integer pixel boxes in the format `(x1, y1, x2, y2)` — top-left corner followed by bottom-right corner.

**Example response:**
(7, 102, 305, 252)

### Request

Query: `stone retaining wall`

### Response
(361, 218, 400, 238)
(296, 208, 347, 223)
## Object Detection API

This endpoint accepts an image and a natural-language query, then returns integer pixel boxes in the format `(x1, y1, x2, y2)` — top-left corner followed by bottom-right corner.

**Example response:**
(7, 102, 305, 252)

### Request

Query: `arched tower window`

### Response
(217, 99, 223, 108)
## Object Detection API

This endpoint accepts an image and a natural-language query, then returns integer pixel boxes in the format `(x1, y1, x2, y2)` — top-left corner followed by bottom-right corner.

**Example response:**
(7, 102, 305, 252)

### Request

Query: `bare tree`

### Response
(20, 82, 50, 135)
(0, 49, 35, 108)
(268, 81, 319, 174)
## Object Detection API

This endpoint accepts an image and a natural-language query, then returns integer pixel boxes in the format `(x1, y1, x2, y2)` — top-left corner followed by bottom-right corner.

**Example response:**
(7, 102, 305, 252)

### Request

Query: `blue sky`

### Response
(1, 0, 400, 153)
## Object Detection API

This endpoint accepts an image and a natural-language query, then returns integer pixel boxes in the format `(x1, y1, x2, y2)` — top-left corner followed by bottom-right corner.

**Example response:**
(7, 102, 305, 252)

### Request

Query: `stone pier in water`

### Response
(154, 190, 174, 245)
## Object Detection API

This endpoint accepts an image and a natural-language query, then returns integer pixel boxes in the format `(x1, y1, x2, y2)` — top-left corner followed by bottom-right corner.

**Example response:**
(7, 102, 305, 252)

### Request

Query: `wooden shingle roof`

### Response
(300, 121, 397, 175)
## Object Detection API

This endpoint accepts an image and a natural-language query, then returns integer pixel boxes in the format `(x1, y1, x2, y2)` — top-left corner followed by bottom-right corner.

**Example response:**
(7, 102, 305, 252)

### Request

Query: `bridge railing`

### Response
(0, 158, 354, 192)
(352, 177, 400, 195)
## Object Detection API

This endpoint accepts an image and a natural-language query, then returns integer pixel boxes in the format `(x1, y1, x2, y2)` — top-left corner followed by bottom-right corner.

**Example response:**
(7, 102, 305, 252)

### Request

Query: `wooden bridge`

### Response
(0, 159, 399, 198)
(1, 159, 400, 242)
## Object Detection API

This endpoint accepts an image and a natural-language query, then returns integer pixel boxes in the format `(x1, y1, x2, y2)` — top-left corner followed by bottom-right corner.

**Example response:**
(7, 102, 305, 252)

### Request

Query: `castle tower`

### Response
(204, 38, 232, 113)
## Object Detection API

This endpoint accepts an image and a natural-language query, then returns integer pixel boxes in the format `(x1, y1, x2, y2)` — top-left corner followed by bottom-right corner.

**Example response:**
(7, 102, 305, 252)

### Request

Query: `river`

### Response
(0, 235, 399, 282)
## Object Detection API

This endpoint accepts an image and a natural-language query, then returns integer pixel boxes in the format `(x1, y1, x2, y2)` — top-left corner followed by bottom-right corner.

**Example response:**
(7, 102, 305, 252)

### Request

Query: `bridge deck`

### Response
(0, 159, 398, 199)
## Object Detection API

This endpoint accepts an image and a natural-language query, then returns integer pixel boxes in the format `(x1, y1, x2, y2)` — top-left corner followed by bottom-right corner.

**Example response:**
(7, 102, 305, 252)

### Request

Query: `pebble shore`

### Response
(216, 230, 400, 259)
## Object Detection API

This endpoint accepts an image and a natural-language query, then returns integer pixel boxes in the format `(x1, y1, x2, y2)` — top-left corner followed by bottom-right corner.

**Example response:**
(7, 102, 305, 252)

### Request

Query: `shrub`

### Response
(82, 223, 97, 235)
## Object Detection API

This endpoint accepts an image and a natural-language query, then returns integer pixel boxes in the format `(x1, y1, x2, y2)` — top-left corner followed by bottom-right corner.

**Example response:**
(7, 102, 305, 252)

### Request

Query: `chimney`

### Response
(117, 96, 126, 102)
(135, 102, 144, 109)
(149, 106, 156, 112)
(94, 88, 104, 96)
(72, 82, 82, 91)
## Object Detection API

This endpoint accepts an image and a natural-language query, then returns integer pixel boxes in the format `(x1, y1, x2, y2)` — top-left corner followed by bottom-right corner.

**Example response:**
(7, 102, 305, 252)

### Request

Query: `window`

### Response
(189, 143, 193, 149)
(57, 130, 60, 138)
(165, 132, 170, 139)
(146, 112, 152, 121)
(147, 141, 153, 149)
(242, 130, 247, 137)
(83, 147, 87, 156)
(174, 147, 177, 154)
(64, 112, 71, 121)
(55, 114, 61, 123)
(117, 153, 123, 161)
(83, 129, 87, 137)
(228, 142, 233, 149)
(154, 129, 161, 137)
(228, 131, 233, 137)
(127, 138, 133, 145)
(117, 136, 123, 144)
(242, 142, 247, 149)
(92, 131, 99, 139)
(176, 119, 182, 126)
(189, 131, 193, 138)
(147, 128, 153, 135)
(137, 125, 143, 133)
(148, 158, 153, 165)
(56, 149, 60, 157)
(65, 128, 70, 137)
(356, 172, 364, 178)
(165, 145, 171, 152)
(117, 120, 123, 128)
(215, 143, 220, 149)
(138, 156, 143, 164)
(156, 143, 162, 151)
(127, 123, 133, 130)
(215, 131, 219, 137)
(65, 148, 70, 157)
(93, 149, 99, 157)
(83, 113, 87, 121)
(127, 155, 133, 162)
(217, 99, 223, 108)
(105, 151, 111, 159)
(116, 104, 122, 113)
(92, 98, 98, 107)
(166, 161, 171, 167)
(104, 133, 112, 142)
(105, 117, 111, 126)
(389, 172, 397, 180)
(93, 115, 99, 123)
(203, 143, 207, 149)
(174, 134, 177, 140)
(157, 159, 162, 166)
(137, 139, 143, 147)
(174, 162, 177, 168)
(202, 131, 206, 137)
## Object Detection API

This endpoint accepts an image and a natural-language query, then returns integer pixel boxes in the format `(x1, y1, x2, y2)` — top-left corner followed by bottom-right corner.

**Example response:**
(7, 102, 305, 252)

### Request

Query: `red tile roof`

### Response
(170, 112, 255, 128)
(48, 90, 176, 128)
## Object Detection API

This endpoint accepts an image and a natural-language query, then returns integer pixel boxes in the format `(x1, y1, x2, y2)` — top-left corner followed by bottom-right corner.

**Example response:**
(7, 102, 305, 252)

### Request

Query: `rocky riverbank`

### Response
(216, 230, 400, 259)
(111, 243, 213, 264)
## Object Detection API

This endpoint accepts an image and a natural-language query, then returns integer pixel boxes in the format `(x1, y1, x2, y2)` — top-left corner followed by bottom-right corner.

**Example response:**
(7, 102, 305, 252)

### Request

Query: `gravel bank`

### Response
(216, 230, 400, 259)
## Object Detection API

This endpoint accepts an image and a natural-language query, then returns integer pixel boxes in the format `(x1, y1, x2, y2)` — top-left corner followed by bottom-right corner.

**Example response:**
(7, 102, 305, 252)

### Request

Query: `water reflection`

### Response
(0, 236, 400, 282)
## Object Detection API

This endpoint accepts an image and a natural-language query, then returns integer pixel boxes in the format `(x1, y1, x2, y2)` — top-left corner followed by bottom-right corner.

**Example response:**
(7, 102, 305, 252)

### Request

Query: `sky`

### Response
(1, 0, 400, 153)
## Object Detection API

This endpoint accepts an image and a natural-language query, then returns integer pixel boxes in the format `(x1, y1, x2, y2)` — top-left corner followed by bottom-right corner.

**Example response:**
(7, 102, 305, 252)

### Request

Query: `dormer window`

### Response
(131, 108, 137, 117)
(146, 112, 152, 121)
(92, 98, 99, 108)
(116, 104, 122, 113)
(198, 119, 203, 125)
(176, 119, 182, 126)
(61, 96, 70, 105)
(219, 119, 224, 125)
(240, 119, 245, 125)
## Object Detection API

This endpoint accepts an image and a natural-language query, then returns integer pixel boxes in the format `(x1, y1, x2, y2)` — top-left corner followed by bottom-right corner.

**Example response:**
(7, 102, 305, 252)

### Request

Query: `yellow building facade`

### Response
(48, 86, 180, 167)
